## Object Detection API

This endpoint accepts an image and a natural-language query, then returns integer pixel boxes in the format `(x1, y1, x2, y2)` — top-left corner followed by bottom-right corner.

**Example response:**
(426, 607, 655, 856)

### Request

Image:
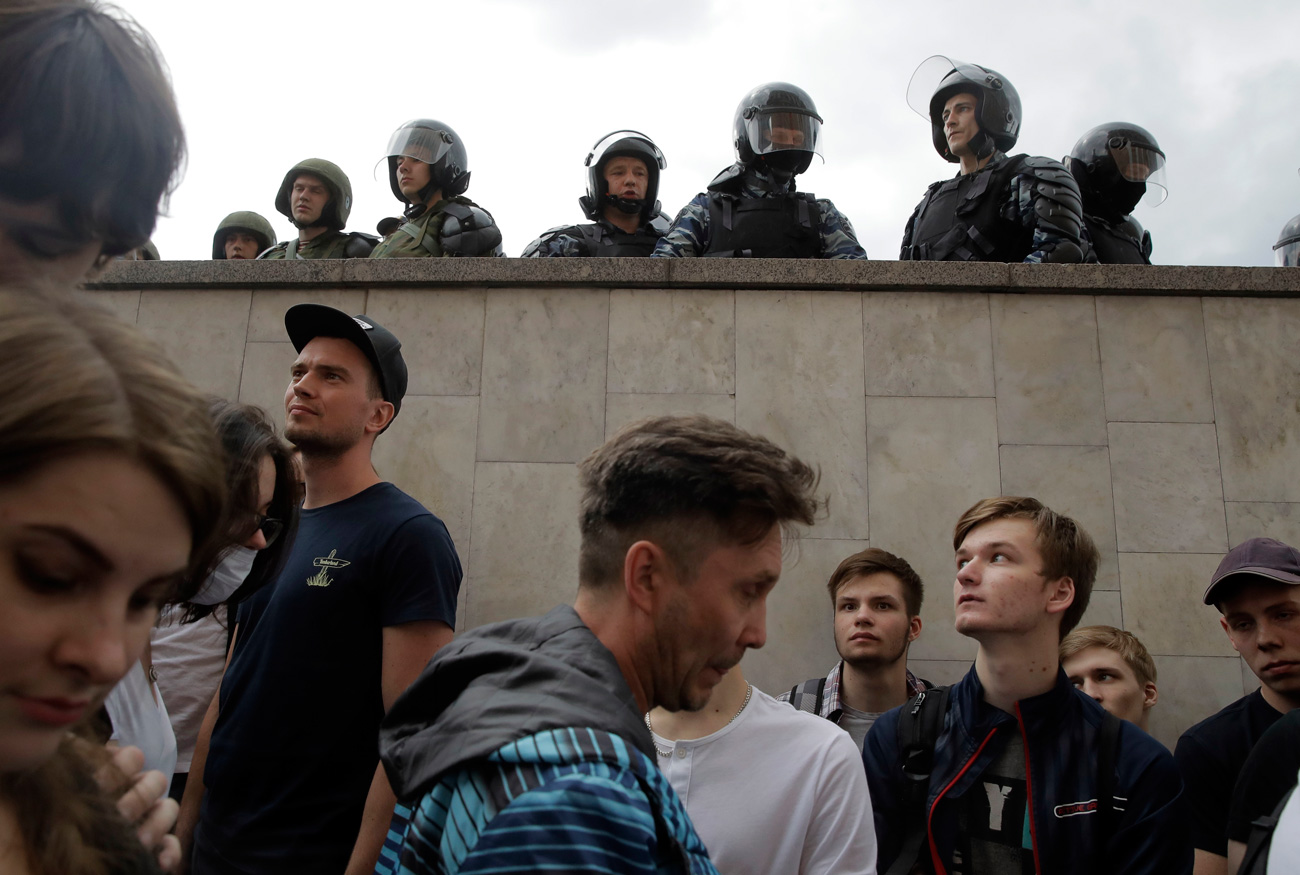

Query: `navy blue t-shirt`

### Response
(197, 482, 460, 873)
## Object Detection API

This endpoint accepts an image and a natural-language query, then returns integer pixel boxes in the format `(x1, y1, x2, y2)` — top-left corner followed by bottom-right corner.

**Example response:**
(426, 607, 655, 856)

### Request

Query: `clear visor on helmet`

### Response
(385, 125, 454, 164)
(906, 55, 992, 121)
(587, 130, 666, 171)
(1110, 140, 1168, 207)
(1276, 239, 1300, 267)
(745, 111, 822, 159)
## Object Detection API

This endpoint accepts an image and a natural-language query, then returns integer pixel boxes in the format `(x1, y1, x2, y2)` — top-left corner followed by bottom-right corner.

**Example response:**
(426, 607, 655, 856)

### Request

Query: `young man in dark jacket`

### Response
(864, 496, 1191, 874)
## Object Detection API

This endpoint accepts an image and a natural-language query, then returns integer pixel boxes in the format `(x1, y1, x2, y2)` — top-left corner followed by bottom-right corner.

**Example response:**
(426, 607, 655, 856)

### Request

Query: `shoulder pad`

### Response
(344, 232, 379, 258)
(648, 211, 672, 235)
(520, 225, 579, 257)
(1020, 155, 1077, 185)
(705, 163, 747, 194)
(440, 201, 504, 257)
(256, 242, 288, 259)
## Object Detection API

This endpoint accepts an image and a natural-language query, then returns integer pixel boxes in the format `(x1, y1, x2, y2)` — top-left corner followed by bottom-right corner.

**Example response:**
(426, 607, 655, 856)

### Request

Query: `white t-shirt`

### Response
(650, 686, 877, 875)
(150, 606, 229, 772)
(103, 659, 177, 780)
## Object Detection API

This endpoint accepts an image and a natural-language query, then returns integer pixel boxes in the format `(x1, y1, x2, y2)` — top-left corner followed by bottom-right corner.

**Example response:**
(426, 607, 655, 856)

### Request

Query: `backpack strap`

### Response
(1239, 785, 1295, 875)
(887, 685, 951, 875)
(785, 677, 828, 715)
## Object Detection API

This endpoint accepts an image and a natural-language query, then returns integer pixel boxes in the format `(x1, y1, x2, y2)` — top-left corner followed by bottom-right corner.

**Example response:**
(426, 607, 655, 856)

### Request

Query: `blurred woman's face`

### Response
(0, 451, 191, 772)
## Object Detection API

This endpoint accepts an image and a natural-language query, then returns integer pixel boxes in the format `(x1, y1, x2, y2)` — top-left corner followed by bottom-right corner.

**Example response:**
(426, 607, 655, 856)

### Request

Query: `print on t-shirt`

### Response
(307, 548, 351, 587)
(955, 729, 1035, 875)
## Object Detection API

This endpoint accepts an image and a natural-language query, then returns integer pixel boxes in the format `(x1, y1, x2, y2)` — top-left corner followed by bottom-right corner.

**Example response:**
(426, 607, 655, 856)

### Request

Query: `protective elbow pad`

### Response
(441, 203, 504, 257)
(1024, 157, 1085, 244)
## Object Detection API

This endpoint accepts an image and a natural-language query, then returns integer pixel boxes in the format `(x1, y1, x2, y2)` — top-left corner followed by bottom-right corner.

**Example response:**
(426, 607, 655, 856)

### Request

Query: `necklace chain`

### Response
(645, 684, 753, 759)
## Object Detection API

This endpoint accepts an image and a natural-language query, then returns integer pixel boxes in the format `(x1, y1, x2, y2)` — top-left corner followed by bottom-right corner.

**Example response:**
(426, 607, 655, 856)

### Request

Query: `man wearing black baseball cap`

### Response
(181, 305, 463, 875)
(1175, 537, 1300, 875)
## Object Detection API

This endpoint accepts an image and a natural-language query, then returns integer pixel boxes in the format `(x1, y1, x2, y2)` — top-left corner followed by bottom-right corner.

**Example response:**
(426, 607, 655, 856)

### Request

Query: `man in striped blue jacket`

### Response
(376, 414, 822, 874)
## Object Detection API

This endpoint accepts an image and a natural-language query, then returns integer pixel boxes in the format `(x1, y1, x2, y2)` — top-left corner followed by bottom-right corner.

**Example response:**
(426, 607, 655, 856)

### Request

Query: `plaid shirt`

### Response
(778, 661, 929, 725)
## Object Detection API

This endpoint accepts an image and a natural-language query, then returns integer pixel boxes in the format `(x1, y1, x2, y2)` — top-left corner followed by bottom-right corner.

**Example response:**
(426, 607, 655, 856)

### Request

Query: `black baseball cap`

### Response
(284, 304, 408, 418)
(1203, 537, 1300, 606)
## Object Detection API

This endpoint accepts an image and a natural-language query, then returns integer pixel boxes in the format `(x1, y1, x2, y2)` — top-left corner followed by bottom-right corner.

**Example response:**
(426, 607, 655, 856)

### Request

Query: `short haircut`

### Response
(953, 496, 1098, 638)
(578, 415, 822, 588)
(825, 548, 923, 616)
(0, 0, 185, 255)
(1060, 625, 1157, 688)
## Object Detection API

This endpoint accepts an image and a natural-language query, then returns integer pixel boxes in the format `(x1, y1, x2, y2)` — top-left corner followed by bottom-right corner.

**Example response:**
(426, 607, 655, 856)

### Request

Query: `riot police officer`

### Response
(522, 130, 669, 257)
(1276, 214, 1300, 267)
(369, 119, 503, 258)
(259, 159, 376, 259)
(1066, 123, 1167, 264)
(213, 210, 277, 259)
(900, 56, 1085, 263)
(652, 82, 865, 259)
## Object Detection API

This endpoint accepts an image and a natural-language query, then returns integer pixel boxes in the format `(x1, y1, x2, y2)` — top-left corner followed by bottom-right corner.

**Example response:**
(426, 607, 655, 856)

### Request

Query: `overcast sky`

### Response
(119, 0, 1300, 266)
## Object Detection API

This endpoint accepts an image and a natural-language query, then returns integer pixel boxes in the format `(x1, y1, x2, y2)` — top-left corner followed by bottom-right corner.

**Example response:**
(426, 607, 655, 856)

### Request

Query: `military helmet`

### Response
(1067, 123, 1168, 218)
(579, 130, 666, 223)
(732, 82, 823, 178)
(212, 210, 277, 259)
(274, 159, 352, 230)
(1275, 213, 1300, 267)
(382, 119, 470, 205)
(907, 56, 1021, 163)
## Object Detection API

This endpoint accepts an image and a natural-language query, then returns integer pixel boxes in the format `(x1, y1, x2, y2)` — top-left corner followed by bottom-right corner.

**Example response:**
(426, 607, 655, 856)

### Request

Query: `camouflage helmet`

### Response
(212, 210, 277, 259)
(274, 158, 352, 230)
(383, 119, 470, 204)
(907, 56, 1021, 163)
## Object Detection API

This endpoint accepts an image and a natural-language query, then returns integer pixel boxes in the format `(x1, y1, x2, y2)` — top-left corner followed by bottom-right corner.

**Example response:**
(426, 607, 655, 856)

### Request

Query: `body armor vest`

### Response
(903, 154, 1031, 262)
(704, 192, 820, 258)
(1084, 214, 1150, 264)
(574, 222, 661, 257)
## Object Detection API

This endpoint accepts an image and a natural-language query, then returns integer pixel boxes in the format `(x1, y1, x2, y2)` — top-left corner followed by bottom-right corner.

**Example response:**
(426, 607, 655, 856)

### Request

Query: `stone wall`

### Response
(84, 259, 1300, 750)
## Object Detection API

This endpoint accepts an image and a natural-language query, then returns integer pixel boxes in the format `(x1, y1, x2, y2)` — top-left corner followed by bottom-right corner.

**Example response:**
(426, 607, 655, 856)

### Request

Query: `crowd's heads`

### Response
(908, 55, 1020, 163)
(0, 0, 185, 282)
(827, 548, 924, 669)
(1067, 123, 1168, 219)
(953, 496, 1098, 640)
(212, 210, 277, 260)
(826, 547, 924, 616)
(383, 119, 470, 207)
(0, 287, 227, 770)
(274, 159, 352, 231)
(1206, 538, 1300, 703)
(1061, 624, 1159, 729)
(579, 130, 666, 224)
(284, 304, 408, 444)
(732, 82, 823, 182)
(1275, 212, 1300, 268)
(577, 414, 820, 590)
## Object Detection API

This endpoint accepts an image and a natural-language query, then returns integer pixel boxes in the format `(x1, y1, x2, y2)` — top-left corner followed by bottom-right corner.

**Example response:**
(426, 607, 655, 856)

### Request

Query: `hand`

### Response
(98, 745, 183, 872)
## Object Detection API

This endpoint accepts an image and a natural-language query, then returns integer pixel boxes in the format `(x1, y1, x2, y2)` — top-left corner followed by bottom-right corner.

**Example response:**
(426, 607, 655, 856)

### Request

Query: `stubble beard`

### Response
(284, 420, 357, 460)
(839, 634, 909, 672)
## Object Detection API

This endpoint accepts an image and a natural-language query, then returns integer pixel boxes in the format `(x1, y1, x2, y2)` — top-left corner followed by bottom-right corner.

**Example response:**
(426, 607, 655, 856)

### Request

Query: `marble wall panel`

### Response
(1000, 445, 1120, 590)
(990, 294, 1107, 445)
(745, 538, 867, 696)
(604, 394, 735, 438)
(79, 290, 141, 323)
(372, 396, 479, 560)
(607, 289, 734, 394)
(1225, 502, 1300, 548)
(477, 290, 609, 463)
(466, 462, 582, 629)
(1204, 297, 1300, 502)
(866, 397, 1001, 660)
(1109, 422, 1227, 553)
(861, 292, 994, 397)
(1079, 590, 1123, 630)
(736, 292, 868, 541)
(367, 290, 486, 396)
(1095, 296, 1214, 423)
(247, 290, 367, 342)
(137, 290, 251, 399)
(1118, 552, 1234, 657)
(236, 342, 294, 430)
(1148, 655, 1248, 751)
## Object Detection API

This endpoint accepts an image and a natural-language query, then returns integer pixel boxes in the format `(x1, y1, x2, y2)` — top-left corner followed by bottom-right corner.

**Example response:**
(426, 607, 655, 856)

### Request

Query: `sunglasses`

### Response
(249, 513, 284, 547)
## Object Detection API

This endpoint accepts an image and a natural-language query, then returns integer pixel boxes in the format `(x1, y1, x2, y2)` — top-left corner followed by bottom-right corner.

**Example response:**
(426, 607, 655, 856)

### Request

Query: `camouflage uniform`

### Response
(260, 231, 357, 260)
(651, 164, 866, 259)
(369, 196, 503, 259)
(900, 151, 1086, 264)
(521, 216, 665, 258)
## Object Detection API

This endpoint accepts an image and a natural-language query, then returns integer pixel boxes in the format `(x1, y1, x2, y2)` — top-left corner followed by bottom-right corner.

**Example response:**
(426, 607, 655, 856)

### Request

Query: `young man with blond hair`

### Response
(1061, 625, 1159, 732)
(864, 496, 1190, 875)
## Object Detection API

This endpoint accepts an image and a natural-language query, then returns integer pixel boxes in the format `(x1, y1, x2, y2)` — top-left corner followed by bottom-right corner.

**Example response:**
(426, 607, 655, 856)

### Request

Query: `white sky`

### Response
(119, 0, 1300, 266)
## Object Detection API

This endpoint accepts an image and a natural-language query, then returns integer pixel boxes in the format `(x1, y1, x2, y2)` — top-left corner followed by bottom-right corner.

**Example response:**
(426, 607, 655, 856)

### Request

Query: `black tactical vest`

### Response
(902, 155, 1031, 262)
(574, 223, 661, 257)
(704, 192, 821, 258)
(1084, 214, 1150, 264)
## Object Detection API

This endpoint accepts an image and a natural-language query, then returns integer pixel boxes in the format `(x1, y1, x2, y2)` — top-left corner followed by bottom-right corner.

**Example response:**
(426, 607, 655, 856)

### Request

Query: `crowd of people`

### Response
(2, 2, 1299, 875)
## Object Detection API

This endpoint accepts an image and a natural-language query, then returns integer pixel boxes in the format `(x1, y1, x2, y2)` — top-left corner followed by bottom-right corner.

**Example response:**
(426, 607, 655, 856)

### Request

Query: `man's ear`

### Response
(1045, 576, 1075, 616)
(1219, 616, 1244, 654)
(908, 615, 923, 643)
(624, 540, 672, 614)
(1143, 682, 1159, 711)
(366, 399, 396, 434)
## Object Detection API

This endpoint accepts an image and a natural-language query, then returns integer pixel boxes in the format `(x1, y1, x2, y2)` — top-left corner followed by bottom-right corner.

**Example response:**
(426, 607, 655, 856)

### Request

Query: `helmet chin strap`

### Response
(603, 193, 644, 215)
(970, 130, 997, 160)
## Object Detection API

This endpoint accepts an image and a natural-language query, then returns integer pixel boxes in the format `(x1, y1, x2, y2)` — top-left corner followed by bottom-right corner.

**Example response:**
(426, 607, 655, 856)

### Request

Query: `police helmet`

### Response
(1067, 123, 1168, 218)
(732, 82, 823, 179)
(907, 56, 1021, 163)
(274, 159, 352, 231)
(1275, 213, 1300, 267)
(212, 210, 277, 259)
(382, 119, 470, 205)
(578, 130, 666, 223)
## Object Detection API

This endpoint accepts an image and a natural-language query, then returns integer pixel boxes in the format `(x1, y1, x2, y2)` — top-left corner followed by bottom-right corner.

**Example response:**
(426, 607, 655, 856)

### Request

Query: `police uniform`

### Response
(1082, 214, 1151, 265)
(260, 230, 374, 260)
(521, 216, 666, 258)
(653, 163, 865, 259)
(368, 196, 502, 258)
